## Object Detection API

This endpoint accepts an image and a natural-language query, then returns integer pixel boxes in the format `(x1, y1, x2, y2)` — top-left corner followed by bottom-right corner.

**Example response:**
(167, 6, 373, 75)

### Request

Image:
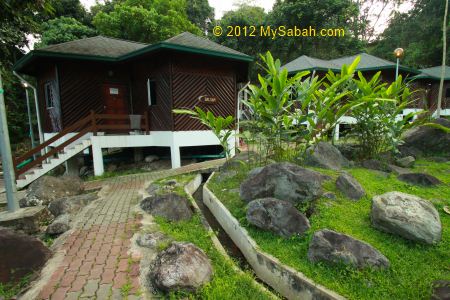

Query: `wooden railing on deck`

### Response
(14, 111, 150, 179)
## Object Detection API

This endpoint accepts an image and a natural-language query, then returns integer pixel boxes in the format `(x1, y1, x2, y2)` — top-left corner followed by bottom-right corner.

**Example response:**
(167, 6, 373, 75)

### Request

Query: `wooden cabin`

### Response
(13, 32, 251, 186)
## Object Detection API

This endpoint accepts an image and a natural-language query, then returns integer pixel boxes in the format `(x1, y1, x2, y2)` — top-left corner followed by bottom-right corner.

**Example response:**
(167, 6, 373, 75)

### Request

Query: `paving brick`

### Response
(113, 271, 128, 289)
(38, 282, 55, 299)
(96, 283, 112, 299)
(60, 271, 78, 288)
(51, 287, 70, 300)
(80, 279, 99, 298)
(117, 258, 129, 272)
(78, 261, 94, 276)
(89, 264, 104, 280)
(101, 268, 115, 284)
(69, 275, 88, 292)
(65, 291, 81, 300)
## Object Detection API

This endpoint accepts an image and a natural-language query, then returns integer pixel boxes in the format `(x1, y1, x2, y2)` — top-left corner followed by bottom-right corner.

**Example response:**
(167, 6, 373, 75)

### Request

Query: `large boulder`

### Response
(0, 206, 52, 234)
(397, 173, 442, 186)
(307, 229, 389, 269)
(240, 162, 329, 204)
(395, 156, 415, 168)
(0, 227, 51, 283)
(46, 214, 71, 235)
(150, 242, 213, 292)
(140, 192, 193, 222)
(336, 173, 365, 200)
(246, 198, 310, 238)
(48, 192, 98, 217)
(305, 142, 350, 170)
(23, 175, 84, 206)
(361, 159, 389, 172)
(402, 118, 450, 157)
(371, 191, 442, 244)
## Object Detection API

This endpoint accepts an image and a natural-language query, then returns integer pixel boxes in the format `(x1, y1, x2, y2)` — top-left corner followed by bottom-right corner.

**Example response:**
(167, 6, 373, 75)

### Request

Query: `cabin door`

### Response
(102, 84, 128, 115)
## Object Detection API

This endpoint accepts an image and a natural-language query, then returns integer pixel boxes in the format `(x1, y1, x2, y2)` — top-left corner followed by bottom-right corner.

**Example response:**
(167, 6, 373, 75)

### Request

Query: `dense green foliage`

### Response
(92, 0, 201, 43)
(35, 17, 96, 48)
(152, 175, 275, 300)
(185, 0, 214, 32)
(208, 159, 450, 300)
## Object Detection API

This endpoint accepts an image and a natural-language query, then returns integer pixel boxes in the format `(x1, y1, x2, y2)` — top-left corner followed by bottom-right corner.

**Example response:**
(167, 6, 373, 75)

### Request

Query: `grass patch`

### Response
(0, 275, 32, 299)
(151, 174, 275, 300)
(208, 159, 450, 300)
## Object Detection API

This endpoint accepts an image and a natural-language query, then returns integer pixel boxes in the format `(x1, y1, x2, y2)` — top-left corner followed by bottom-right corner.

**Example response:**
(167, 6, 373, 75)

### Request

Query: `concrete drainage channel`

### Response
(202, 172, 345, 300)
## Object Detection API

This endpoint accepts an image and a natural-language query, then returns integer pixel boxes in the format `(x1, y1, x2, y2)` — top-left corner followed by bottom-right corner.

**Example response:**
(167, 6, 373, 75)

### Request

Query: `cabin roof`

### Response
(39, 36, 148, 58)
(282, 52, 420, 74)
(14, 32, 252, 73)
(414, 66, 450, 81)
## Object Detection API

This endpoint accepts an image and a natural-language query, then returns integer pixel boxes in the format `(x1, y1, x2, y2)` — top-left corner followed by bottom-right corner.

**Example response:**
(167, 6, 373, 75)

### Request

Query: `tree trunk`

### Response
(436, 0, 449, 118)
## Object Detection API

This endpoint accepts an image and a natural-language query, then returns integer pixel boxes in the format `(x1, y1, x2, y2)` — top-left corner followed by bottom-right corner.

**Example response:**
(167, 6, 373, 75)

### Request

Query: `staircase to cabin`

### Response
(14, 111, 150, 189)
(16, 139, 92, 189)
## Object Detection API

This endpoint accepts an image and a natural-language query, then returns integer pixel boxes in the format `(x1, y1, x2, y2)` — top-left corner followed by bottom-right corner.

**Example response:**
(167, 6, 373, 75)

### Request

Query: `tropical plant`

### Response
(349, 72, 423, 158)
(243, 51, 363, 162)
(173, 107, 235, 159)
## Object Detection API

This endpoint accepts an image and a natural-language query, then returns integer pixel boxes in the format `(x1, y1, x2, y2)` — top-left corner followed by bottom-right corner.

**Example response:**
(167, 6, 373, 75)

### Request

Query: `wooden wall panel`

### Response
(58, 61, 130, 128)
(130, 53, 173, 131)
(171, 53, 239, 131)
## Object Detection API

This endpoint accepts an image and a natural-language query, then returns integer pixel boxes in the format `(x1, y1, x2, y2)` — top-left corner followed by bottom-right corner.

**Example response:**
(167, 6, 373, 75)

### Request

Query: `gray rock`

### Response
(240, 162, 329, 204)
(150, 242, 213, 292)
(136, 232, 170, 249)
(397, 173, 442, 186)
(140, 193, 193, 222)
(307, 229, 389, 269)
(0, 206, 52, 234)
(431, 280, 450, 300)
(371, 191, 442, 244)
(24, 175, 84, 206)
(46, 214, 70, 235)
(0, 227, 51, 283)
(387, 164, 410, 175)
(361, 159, 389, 172)
(336, 173, 365, 200)
(395, 156, 415, 168)
(402, 118, 450, 157)
(246, 198, 310, 238)
(145, 155, 160, 163)
(323, 192, 336, 200)
(48, 192, 98, 217)
(304, 142, 350, 170)
(248, 167, 264, 177)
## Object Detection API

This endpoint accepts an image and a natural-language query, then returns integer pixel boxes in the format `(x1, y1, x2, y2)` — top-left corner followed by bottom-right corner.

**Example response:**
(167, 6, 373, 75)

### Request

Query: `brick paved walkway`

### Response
(35, 159, 224, 300)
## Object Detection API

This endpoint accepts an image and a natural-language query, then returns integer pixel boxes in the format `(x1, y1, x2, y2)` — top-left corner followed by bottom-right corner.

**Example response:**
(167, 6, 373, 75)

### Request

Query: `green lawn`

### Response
(149, 175, 276, 300)
(208, 159, 450, 300)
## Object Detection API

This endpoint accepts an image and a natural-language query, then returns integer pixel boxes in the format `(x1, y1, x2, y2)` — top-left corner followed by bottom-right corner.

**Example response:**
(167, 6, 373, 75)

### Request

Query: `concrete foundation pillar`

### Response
(170, 145, 181, 169)
(92, 144, 104, 176)
(65, 156, 80, 176)
(133, 147, 144, 163)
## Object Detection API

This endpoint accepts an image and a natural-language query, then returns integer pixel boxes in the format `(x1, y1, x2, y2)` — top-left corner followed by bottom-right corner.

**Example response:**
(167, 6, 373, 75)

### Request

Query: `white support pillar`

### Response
(65, 156, 80, 176)
(170, 145, 181, 169)
(92, 144, 104, 176)
(333, 123, 340, 142)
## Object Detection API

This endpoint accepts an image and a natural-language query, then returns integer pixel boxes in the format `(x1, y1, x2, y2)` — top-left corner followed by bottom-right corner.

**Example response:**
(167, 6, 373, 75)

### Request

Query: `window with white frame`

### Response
(44, 81, 56, 108)
(147, 78, 157, 106)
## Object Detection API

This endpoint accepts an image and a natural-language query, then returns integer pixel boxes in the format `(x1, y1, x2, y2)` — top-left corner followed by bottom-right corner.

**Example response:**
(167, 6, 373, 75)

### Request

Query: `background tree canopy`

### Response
(1, 0, 449, 146)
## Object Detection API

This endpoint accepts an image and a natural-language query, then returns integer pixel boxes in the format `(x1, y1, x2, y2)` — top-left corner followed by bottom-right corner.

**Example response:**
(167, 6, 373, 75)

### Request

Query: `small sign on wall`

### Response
(109, 88, 119, 95)
(198, 95, 218, 104)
